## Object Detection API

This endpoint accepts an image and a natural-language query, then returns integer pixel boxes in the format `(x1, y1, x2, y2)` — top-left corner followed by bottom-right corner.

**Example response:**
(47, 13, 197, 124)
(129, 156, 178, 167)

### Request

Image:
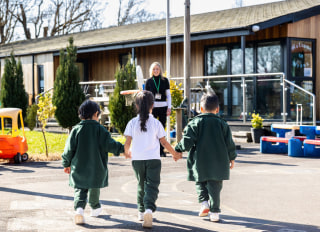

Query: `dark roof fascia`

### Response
(257, 5, 320, 31)
(53, 28, 251, 56)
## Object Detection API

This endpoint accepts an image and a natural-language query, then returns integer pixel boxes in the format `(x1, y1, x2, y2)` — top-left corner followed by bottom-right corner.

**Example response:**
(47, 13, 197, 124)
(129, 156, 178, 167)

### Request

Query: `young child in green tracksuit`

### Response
(123, 90, 182, 228)
(62, 100, 124, 225)
(175, 93, 237, 222)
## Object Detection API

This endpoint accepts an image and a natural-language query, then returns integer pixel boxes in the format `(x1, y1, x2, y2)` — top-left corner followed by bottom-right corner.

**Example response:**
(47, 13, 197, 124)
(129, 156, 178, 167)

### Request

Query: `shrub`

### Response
(37, 92, 56, 157)
(26, 104, 38, 131)
(52, 37, 85, 132)
(108, 60, 136, 134)
(169, 80, 183, 129)
(0, 52, 28, 118)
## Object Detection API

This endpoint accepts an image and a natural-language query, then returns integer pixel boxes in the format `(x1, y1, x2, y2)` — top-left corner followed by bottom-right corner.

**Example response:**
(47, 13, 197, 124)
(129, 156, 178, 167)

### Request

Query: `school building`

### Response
(0, 0, 320, 124)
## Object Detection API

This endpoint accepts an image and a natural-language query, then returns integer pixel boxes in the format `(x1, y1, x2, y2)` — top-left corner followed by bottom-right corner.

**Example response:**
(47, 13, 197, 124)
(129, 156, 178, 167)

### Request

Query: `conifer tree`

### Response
(52, 37, 85, 132)
(0, 53, 28, 118)
(108, 60, 136, 134)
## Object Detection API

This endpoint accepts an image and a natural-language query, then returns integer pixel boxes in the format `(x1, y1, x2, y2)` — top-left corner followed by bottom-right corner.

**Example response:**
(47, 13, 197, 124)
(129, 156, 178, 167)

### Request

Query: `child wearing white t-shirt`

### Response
(124, 90, 182, 228)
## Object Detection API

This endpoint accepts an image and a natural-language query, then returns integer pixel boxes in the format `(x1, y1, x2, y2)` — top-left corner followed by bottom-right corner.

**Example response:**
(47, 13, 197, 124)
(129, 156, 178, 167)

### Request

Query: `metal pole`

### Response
(313, 95, 316, 126)
(184, 0, 191, 118)
(166, 0, 171, 142)
(241, 35, 246, 123)
(282, 74, 287, 123)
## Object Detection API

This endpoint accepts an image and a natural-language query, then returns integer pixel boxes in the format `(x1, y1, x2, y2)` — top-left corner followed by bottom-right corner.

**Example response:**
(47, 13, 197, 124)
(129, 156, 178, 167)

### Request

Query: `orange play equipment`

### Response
(0, 108, 28, 163)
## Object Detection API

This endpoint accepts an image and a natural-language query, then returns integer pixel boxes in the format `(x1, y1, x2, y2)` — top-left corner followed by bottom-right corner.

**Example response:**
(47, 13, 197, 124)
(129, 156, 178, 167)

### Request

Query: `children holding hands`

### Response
(62, 91, 234, 228)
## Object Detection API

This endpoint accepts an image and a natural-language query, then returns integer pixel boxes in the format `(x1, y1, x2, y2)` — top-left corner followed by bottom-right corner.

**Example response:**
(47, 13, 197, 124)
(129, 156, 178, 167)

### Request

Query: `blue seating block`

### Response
(288, 138, 304, 157)
(304, 143, 320, 157)
(299, 126, 316, 139)
(260, 137, 288, 154)
(271, 126, 292, 137)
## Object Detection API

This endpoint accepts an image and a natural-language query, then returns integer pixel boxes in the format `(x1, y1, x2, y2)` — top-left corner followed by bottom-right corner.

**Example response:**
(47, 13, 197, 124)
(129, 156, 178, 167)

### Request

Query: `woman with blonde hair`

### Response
(145, 62, 172, 157)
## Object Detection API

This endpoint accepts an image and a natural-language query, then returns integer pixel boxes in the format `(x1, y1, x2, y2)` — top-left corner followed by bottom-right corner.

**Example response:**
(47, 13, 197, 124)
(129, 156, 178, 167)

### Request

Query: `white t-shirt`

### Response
(124, 114, 166, 160)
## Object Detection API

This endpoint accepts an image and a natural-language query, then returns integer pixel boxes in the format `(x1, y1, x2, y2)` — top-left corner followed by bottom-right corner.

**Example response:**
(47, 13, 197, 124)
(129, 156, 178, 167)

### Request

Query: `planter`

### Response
(251, 128, 265, 143)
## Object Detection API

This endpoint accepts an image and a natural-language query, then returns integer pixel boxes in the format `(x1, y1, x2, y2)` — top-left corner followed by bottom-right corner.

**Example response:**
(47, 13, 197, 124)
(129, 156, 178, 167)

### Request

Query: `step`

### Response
(232, 131, 252, 143)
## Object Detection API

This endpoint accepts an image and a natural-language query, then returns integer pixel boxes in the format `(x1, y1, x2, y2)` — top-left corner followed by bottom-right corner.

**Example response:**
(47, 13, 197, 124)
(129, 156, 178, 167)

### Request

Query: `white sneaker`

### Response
(138, 211, 144, 221)
(90, 207, 102, 217)
(142, 209, 153, 228)
(75, 207, 85, 225)
(209, 212, 220, 222)
(198, 201, 210, 217)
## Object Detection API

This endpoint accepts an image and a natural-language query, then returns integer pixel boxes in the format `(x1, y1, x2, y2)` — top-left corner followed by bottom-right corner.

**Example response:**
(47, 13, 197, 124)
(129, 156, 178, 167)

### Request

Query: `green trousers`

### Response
(132, 159, 161, 212)
(74, 188, 101, 210)
(196, 180, 223, 213)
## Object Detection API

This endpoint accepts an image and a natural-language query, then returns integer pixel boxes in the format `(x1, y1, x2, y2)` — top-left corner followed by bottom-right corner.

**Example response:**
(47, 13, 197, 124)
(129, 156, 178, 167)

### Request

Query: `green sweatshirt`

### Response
(62, 120, 124, 189)
(175, 113, 237, 182)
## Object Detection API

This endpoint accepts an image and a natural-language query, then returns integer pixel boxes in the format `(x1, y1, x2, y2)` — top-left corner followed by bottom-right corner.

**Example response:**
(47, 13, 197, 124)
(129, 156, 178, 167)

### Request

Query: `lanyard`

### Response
(153, 77, 160, 93)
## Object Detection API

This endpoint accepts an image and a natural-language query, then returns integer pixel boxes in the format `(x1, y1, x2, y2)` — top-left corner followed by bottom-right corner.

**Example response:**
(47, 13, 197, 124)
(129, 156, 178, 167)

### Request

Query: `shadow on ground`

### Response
(1, 186, 319, 231)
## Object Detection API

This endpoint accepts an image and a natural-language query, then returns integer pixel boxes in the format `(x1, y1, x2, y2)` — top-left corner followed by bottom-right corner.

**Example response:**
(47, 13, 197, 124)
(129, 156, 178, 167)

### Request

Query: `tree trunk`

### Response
(42, 128, 48, 157)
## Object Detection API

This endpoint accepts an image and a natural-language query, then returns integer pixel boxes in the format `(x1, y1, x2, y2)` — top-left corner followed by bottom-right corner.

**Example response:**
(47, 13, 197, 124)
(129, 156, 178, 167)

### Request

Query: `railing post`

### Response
(313, 95, 316, 126)
(282, 74, 287, 123)
(241, 35, 246, 123)
(242, 77, 246, 123)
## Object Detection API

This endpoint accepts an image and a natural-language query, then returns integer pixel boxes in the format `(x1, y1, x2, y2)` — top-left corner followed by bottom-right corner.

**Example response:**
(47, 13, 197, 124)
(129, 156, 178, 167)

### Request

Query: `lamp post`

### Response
(166, 0, 171, 141)
(184, 0, 191, 118)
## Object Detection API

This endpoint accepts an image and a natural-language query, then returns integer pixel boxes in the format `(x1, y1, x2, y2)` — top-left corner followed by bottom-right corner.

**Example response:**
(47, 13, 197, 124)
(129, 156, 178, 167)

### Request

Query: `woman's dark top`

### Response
(145, 75, 170, 102)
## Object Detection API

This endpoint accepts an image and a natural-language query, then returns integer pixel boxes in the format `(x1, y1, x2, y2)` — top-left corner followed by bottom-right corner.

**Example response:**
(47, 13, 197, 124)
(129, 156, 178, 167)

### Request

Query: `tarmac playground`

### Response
(0, 143, 320, 232)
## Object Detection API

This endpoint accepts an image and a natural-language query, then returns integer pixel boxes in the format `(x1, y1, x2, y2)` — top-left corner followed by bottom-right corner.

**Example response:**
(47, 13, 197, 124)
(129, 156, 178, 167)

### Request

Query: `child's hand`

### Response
(124, 151, 132, 159)
(64, 167, 71, 174)
(230, 160, 235, 169)
(172, 151, 183, 161)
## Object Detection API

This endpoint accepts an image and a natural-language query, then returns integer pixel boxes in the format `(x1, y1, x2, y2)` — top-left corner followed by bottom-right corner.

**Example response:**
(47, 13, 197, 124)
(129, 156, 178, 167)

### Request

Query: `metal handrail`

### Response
(79, 72, 316, 125)
(171, 72, 285, 123)
(35, 87, 54, 104)
(282, 78, 316, 125)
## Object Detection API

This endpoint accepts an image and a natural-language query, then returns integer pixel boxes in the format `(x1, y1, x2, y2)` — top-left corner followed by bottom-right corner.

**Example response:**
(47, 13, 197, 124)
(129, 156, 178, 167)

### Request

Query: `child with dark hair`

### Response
(124, 90, 181, 228)
(62, 100, 124, 225)
(175, 93, 237, 222)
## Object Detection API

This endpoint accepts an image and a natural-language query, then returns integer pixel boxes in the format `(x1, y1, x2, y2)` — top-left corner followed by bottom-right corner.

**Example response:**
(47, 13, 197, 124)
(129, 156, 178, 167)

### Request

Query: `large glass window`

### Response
(231, 47, 254, 74)
(256, 42, 282, 118)
(37, 65, 44, 94)
(206, 47, 227, 75)
(291, 40, 313, 78)
(257, 42, 281, 73)
(205, 41, 283, 120)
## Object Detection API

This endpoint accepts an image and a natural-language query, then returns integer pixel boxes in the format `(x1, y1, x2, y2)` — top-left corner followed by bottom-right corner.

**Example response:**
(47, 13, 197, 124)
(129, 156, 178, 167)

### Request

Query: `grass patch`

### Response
(2, 131, 126, 162)
(26, 131, 68, 161)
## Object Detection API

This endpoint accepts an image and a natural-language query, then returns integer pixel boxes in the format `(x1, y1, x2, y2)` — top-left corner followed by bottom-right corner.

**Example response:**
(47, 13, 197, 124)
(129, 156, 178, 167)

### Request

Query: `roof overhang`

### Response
(53, 28, 252, 56)
(255, 4, 320, 31)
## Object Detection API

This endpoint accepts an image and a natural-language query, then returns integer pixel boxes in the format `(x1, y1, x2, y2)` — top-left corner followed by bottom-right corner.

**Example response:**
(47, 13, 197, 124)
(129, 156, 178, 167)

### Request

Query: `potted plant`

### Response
(251, 113, 264, 143)
(168, 78, 183, 138)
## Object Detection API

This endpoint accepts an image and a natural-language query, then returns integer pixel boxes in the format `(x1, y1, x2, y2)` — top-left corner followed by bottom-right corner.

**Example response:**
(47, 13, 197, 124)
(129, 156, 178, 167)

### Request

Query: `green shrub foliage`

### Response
(52, 37, 85, 131)
(26, 103, 38, 131)
(0, 52, 28, 118)
(108, 61, 136, 134)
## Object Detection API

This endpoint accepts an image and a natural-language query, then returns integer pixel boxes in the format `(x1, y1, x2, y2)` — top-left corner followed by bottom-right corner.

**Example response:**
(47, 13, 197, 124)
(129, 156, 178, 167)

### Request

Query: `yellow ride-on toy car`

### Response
(0, 108, 28, 163)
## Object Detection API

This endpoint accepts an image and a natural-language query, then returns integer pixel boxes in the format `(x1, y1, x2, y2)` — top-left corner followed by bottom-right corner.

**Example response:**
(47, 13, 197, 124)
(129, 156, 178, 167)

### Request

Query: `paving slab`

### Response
(1, 143, 320, 231)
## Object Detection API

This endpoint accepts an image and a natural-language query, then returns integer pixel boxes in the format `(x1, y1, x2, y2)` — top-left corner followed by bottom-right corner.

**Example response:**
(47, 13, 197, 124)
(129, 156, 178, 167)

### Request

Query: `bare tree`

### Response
(12, 0, 106, 40)
(50, 0, 90, 36)
(117, 0, 158, 26)
(0, 0, 18, 44)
